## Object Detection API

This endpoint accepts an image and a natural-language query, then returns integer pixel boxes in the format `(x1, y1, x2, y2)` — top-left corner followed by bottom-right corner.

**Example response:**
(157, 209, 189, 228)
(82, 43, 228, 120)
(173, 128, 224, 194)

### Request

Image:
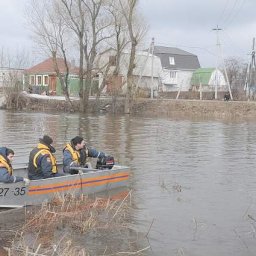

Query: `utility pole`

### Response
(244, 38, 256, 99)
(150, 37, 155, 99)
(212, 26, 221, 100)
(212, 25, 233, 100)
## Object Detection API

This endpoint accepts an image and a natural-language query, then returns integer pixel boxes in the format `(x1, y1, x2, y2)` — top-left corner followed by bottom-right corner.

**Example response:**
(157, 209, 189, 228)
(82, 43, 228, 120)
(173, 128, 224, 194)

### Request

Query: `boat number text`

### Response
(0, 187, 26, 197)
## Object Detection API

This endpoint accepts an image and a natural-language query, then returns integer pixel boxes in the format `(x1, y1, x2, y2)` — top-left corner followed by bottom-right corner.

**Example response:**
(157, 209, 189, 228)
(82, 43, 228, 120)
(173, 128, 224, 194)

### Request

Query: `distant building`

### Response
(0, 67, 24, 87)
(191, 68, 227, 92)
(25, 58, 79, 96)
(96, 49, 162, 94)
(153, 46, 200, 92)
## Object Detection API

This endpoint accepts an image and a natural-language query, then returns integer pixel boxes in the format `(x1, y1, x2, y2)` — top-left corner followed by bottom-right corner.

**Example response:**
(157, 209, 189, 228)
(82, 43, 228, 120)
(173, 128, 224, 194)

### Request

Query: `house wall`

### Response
(209, 70, 227, 91)
(177, 71, 193, 91)
(56, 77, 99, 96)
(162, 83, 179, 92)
(56, 77, 80, 96)
(161, 69, 178, 86)
(96, 50, 162, 92)
(133, 76, 159, 90)
(161, 70, 193, 92)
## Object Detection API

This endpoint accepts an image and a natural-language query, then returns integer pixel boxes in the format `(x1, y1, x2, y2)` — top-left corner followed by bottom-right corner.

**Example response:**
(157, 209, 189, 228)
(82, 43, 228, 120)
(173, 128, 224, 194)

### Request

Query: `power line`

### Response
(218, 0, 231, 24)
(222, 29, 248, 56)
(221, 0, 240, 25)
(221, 0, 243, 27)
(223, 0, 246, 28)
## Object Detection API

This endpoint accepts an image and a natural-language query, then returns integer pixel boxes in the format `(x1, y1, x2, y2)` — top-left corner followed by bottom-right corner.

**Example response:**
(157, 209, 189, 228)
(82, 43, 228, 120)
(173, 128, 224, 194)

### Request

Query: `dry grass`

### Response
(6, 190, 150, 256)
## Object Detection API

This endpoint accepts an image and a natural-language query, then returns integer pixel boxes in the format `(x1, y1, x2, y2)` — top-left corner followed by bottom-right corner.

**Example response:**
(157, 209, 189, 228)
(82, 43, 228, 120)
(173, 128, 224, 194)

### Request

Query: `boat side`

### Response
(0, 165, 130, 208)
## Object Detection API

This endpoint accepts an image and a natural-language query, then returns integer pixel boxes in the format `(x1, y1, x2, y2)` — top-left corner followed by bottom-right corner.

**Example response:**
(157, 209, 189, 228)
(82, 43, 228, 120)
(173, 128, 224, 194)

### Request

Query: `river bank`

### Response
(133, 99, 256, 119)
(9, 92, 256, 119)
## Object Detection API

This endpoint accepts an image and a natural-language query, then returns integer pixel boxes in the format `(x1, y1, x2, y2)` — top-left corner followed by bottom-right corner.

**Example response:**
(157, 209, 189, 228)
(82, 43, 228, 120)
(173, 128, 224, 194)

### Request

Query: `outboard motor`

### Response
(96, 155, 115, 170)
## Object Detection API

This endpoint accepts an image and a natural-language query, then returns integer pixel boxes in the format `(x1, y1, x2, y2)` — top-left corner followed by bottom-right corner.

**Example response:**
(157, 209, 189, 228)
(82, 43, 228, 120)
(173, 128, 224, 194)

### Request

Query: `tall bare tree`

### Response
(118, 0, 146, 114)
(27, 0, 145, 113)
(94, 1, 128, 102)
(60, 0, 85, 111)
(27, 0, 73, 105)
(82, 0, 114, 110)
(60, 0, 113, 112)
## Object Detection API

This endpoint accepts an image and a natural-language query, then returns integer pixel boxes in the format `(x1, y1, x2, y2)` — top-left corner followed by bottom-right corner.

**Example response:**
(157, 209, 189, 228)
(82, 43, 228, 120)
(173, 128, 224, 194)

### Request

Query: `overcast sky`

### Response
(0, 0, 255, 67)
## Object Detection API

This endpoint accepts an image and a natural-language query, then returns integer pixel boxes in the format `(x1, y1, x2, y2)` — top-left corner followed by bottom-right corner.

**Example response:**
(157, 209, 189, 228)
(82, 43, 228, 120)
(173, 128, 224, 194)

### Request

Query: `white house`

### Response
(153, 46, 201, 92)
(96, 49, 162, 94)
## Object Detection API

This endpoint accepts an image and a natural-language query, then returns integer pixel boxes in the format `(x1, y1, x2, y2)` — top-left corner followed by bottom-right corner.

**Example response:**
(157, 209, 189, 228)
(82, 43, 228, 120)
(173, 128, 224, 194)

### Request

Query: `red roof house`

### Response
(25, 58, 79, 95)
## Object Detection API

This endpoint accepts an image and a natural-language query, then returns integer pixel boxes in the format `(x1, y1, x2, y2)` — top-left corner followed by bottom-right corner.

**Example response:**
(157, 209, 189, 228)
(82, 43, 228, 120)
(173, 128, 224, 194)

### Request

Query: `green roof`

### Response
(191, 68, 215, 85)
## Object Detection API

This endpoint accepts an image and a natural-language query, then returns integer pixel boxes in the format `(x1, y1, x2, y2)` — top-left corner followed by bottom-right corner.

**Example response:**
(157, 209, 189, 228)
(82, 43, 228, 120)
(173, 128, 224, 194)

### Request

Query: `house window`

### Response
(169, 57, 175, 65)
(43, 75, 48, 85)
(170, 71, 177, 78)
(109, 56, 116, 66)
(37, 75, 42, 85)
(30, 75, 35, 85)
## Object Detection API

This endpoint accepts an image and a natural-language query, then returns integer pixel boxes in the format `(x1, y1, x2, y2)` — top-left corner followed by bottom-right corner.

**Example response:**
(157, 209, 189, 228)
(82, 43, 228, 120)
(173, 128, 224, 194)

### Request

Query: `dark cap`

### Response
(6, 148, 14, 156)
(0, 147, 14, 157)
(39, 135, 53, 146)
(71, 136, 84, 146)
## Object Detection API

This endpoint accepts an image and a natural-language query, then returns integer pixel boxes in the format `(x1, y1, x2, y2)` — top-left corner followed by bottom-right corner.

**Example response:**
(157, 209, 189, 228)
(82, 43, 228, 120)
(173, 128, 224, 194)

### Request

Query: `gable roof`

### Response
(154, 46, 195, 55)
(25, 58, 79, 75)
(153, 45, 201, 70)
(191, 68, 215, 85)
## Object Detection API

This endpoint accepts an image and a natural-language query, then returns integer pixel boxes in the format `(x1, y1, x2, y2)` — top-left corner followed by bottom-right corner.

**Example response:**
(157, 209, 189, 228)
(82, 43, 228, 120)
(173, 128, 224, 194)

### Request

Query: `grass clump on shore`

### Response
(6, 190, 150, 256)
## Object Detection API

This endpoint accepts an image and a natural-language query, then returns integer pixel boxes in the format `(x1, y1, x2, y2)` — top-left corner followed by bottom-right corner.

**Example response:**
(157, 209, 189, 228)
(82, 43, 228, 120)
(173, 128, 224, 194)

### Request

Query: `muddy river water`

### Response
(0, 110, 256, 255)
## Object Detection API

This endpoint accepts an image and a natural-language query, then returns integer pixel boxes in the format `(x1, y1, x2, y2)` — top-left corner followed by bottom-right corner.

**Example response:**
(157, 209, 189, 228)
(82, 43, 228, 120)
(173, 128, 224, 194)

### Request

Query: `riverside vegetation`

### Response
(2, 190, 151, 256)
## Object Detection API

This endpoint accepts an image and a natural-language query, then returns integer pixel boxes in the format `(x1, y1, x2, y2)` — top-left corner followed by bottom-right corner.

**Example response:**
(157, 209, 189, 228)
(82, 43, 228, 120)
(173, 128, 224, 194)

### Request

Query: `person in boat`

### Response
(0, 147, 30, 185)
(28, 135, 61, 180)
(63, 136, 106, 174)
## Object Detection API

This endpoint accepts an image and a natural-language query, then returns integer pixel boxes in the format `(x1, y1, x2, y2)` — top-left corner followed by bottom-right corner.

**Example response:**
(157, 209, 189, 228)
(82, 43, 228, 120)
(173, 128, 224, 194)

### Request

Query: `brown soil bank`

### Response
(9, 92, 125, 113)
(8, 92, 256, 118)
(133, 99, 256, 119)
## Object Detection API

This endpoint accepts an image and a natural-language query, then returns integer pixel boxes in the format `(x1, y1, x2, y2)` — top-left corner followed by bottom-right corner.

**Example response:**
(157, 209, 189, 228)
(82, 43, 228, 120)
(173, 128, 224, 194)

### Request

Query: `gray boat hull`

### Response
(0, 165, 130, 208)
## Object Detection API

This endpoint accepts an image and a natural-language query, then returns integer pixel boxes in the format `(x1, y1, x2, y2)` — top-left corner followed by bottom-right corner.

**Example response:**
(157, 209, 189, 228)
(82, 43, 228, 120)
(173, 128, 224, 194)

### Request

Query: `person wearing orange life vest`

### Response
(0, 147, 30, 185)
(63, 136, 106, 174)
(28, 135, 61, 180)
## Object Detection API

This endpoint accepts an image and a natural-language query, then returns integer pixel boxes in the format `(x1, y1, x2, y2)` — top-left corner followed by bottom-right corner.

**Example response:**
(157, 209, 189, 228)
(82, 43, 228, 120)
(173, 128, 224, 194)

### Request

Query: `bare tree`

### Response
(60, 0, 85, 111)
(224, 57, 246, 89)
(118, 0, 146, 114)
(94, 1, 128, 106)
(0, 46, 31, 95)
(27, 0, 73, 105)
(82, 0, 114, 111)
(0, 46, 33, 109)
(27, 0, 145, 113)
(0, 46, 32, 69)
(60, 0, 113, 112)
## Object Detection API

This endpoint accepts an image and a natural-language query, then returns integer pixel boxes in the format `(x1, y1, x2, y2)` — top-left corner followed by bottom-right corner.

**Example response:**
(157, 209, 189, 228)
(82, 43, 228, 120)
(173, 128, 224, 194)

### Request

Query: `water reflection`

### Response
(1, 110, 256, 255)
